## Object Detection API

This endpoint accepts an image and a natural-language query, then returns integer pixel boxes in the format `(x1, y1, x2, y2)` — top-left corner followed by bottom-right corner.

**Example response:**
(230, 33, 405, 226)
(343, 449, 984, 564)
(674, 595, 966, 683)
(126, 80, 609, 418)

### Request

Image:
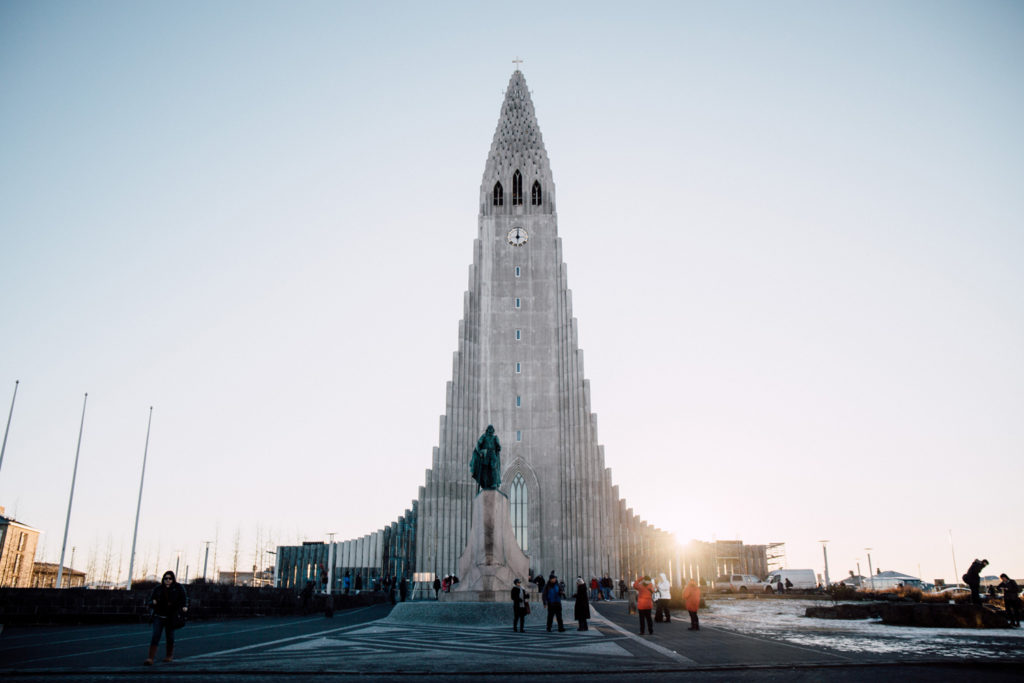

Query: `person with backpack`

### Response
(144, 570, 188, 665)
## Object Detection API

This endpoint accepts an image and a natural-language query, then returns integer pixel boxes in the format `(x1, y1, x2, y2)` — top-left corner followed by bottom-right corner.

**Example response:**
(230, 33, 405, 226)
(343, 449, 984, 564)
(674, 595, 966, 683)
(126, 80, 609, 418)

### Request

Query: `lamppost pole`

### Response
(326, 532, 336, 595)
(818, 540, 831, 587)
(0, 380, 19, 478)
(57, 393, 88, 589)
(202, 541, 212, 582)
(865, 548, 875, 591)
(126, 407, 153, 590)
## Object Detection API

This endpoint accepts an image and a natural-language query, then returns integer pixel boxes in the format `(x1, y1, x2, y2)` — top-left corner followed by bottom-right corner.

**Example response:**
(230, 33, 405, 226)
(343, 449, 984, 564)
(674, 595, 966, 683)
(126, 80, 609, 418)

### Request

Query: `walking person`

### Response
(143, 570, 188, 665)
(654, 572, 672, 623)
(433, 576, 442, 600)
(543, 573, 566, 632)
(683, 579, 701, 631)
(963, 559, 989, 606)
(511, 578, 530, 632)
(633, 575, 656, 635)
(999, 573, 1021, 627)
(574, 577, 591, 631)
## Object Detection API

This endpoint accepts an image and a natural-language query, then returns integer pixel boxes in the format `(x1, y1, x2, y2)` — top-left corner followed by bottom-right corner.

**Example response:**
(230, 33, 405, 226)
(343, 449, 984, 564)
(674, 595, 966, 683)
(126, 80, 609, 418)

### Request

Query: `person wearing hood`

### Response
(144, 570, 188, 665)
(682, 579, 701, 631)
(574, 577, 591, 631)
(543, 573, 566, 632)
(633, 575, 656, 635)
(654, 572, 672, 623)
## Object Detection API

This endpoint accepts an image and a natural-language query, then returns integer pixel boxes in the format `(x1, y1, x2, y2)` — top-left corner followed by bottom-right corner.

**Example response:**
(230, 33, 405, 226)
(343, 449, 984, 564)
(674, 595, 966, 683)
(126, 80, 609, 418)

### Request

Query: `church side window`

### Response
(516, 395, 521, 407)
(493, 181, 503, 206)
(512, 170, 523, 205)
(510, 473, 528, 551)
(515, 266, 521, 277)
(516, 430, 522, 441)
(515, 329, 521, 340)
(515, 298, 521, 309)
(531, 180, 542, 206)
(516, 362, 521, 373)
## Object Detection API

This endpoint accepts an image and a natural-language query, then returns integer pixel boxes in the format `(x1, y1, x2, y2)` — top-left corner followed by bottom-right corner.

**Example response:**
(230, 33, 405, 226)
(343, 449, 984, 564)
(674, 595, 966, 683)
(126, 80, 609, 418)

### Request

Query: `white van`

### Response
(764, 569, 817, 592)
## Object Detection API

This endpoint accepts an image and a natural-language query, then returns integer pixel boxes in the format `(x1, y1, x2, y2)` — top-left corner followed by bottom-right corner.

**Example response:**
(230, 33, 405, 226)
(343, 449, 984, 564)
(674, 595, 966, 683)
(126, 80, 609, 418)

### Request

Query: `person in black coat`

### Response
(963, 559, 989, 606)
(144, 570, 188, 665)
(573, 577, 591, 631)
(511, 578, 529, 632)
(999, 573, 1021, 626)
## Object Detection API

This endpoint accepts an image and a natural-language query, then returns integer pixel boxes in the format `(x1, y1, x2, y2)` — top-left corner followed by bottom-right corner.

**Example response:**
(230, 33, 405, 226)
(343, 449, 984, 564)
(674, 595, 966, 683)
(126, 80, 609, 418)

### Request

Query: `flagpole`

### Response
(0, 380, 19, 477)
(57, 393, 88, 589)
(126, 406, 153, 590)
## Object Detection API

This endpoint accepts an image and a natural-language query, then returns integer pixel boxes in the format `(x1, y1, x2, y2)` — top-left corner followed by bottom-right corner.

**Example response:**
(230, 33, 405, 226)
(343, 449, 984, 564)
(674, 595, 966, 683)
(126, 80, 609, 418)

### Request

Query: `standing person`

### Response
(999, 573, 1021, 627)
(655, 572, 672, 623)
(590, 576, 600, 602)
(342, 572, 352, 595)
(511, 578, 529, 632)
(785, 578, 793, 592)
(399, 576, 409, 602)
(602, 575, 614, 601)
(543, 573, 566, 632)
(633, 575, 656, 635)
(574, 577, 592, 631)
(354, 573, 363, 593)
(777, 578, 784, 594)
(682, 579, 701, 631)
(433, 576, 442, 599)
(963, 559, 989, 606)
(143, 571, 188, 666)
(535, 573, 546, 595)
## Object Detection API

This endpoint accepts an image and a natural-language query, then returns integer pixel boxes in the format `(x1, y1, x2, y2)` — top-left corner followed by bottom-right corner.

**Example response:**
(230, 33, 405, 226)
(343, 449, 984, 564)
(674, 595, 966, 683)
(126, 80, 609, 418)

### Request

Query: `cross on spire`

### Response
(512, 56, 524, 71)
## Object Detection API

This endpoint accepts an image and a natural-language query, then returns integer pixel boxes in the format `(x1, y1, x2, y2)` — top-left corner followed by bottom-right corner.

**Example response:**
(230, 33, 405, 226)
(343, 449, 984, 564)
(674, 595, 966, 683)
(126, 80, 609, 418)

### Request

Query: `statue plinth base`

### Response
(444, 489, 529, 603)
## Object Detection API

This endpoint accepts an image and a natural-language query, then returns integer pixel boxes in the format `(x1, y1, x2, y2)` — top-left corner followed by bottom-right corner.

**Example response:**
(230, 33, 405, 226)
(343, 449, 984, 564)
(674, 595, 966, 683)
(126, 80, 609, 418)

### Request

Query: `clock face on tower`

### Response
(507, 227, 529, 247)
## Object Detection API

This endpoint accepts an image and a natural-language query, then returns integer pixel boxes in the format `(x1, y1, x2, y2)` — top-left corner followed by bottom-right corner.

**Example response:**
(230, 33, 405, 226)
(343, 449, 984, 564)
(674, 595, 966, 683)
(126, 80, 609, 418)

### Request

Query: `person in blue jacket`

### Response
(542, 573, 566, 632)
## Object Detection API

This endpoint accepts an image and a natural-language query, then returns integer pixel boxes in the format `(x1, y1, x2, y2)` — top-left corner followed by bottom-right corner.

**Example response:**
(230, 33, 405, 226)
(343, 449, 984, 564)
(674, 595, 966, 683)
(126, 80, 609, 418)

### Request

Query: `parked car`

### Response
(714, 574, 769, 593)
(933, 586, 971, 598)
(764, 569, 818, 592)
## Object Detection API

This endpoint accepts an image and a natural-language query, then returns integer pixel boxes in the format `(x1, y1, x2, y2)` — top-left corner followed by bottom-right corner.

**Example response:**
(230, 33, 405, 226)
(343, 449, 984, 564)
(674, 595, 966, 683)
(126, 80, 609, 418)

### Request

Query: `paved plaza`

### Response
(1, 598, 1022, 681)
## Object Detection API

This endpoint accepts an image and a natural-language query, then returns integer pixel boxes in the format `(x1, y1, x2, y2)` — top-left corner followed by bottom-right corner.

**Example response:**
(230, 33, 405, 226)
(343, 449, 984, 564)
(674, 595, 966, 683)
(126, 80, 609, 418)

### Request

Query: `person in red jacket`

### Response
(632, 575, 656, 635)
(682, 579, 701, 631)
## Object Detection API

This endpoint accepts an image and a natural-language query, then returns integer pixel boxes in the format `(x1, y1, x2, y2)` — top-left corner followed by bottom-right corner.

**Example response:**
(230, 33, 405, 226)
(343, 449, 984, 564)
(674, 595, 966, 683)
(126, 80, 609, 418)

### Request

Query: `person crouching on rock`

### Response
(144, 570, 188, 665)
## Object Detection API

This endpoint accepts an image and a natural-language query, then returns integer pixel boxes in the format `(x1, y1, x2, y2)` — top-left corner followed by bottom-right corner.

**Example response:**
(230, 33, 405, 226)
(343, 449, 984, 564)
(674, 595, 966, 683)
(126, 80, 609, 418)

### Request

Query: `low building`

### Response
(32, 562, 86, 588)
(865, 570, 923, 590)
(0, 507, 41, 588)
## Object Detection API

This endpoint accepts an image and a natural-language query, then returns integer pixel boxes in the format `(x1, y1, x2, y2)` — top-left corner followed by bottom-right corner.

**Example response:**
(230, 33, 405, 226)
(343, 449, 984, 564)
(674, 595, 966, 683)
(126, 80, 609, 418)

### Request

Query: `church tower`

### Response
(414, 70, 653, 580)
(274, 70, 676, 593)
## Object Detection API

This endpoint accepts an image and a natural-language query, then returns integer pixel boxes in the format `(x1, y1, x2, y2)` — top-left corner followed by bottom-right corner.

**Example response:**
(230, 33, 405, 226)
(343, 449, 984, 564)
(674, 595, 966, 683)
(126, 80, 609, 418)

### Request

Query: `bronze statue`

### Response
(471, 425, 501, 490)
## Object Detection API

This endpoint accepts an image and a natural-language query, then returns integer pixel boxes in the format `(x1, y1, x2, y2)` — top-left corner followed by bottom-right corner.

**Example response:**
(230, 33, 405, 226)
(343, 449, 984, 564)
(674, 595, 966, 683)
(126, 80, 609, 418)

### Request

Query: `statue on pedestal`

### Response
(470, 425, 501, 490)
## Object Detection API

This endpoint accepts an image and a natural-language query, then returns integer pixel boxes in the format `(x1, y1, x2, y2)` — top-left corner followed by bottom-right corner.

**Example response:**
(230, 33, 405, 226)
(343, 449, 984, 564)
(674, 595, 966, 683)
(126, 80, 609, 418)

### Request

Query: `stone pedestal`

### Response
(440, 489, 529, 603)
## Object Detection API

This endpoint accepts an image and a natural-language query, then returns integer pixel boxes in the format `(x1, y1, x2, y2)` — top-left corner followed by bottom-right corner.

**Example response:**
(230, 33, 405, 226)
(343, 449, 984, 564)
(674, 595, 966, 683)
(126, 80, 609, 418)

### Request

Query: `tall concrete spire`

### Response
(480, 70, 555, 216)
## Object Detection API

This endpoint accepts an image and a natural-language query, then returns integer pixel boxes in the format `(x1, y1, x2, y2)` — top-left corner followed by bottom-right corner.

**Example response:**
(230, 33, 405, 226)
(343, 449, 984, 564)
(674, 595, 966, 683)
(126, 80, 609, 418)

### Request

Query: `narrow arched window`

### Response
(493, 181, 503, 206)
(531, 180, 542, 206)
(510, 473, 528, 551)
(512, 170, 523, 205)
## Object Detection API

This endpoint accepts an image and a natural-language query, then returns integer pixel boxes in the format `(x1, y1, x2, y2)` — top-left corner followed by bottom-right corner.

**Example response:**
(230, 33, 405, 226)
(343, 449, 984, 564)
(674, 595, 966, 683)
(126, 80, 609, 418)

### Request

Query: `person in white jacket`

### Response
(654, 572, 672, 623)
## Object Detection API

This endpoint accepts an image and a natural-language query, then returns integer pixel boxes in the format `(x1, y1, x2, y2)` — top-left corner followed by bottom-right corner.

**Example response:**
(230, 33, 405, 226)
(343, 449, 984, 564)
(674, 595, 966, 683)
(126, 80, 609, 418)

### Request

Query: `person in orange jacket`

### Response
(632, 575, 656, 635)
(682, 579, 701, 631)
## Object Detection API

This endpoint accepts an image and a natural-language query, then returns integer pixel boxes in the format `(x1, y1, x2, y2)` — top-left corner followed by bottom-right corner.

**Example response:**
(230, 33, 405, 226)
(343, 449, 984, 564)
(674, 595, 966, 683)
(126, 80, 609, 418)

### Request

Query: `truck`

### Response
(764, 569, 818, 592)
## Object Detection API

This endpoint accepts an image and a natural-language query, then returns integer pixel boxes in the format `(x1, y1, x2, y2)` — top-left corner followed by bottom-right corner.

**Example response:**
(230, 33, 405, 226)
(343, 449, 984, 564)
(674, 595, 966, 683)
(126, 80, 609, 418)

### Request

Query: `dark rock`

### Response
(880, 602, 1010, 628)
(805, 603, 883, 619)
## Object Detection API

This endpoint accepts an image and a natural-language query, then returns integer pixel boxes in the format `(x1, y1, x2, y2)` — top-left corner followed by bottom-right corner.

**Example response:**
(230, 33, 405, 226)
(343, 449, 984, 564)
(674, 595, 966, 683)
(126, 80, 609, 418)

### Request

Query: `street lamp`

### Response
(865, 548, 875, 591)
(326, 532, 336, 595)
(818, 540, 831, 587)
(202, 541, 212, 582)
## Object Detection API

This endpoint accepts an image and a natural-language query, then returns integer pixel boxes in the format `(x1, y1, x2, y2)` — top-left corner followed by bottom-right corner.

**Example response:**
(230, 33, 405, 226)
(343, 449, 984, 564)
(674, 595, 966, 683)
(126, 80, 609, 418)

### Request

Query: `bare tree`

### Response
(100, 535, 114, 586)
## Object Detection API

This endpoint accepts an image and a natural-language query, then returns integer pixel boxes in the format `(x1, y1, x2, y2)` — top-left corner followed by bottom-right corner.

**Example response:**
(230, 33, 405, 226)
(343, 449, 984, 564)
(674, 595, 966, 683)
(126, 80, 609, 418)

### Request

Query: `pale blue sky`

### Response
(1, 0, 1021, 583)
